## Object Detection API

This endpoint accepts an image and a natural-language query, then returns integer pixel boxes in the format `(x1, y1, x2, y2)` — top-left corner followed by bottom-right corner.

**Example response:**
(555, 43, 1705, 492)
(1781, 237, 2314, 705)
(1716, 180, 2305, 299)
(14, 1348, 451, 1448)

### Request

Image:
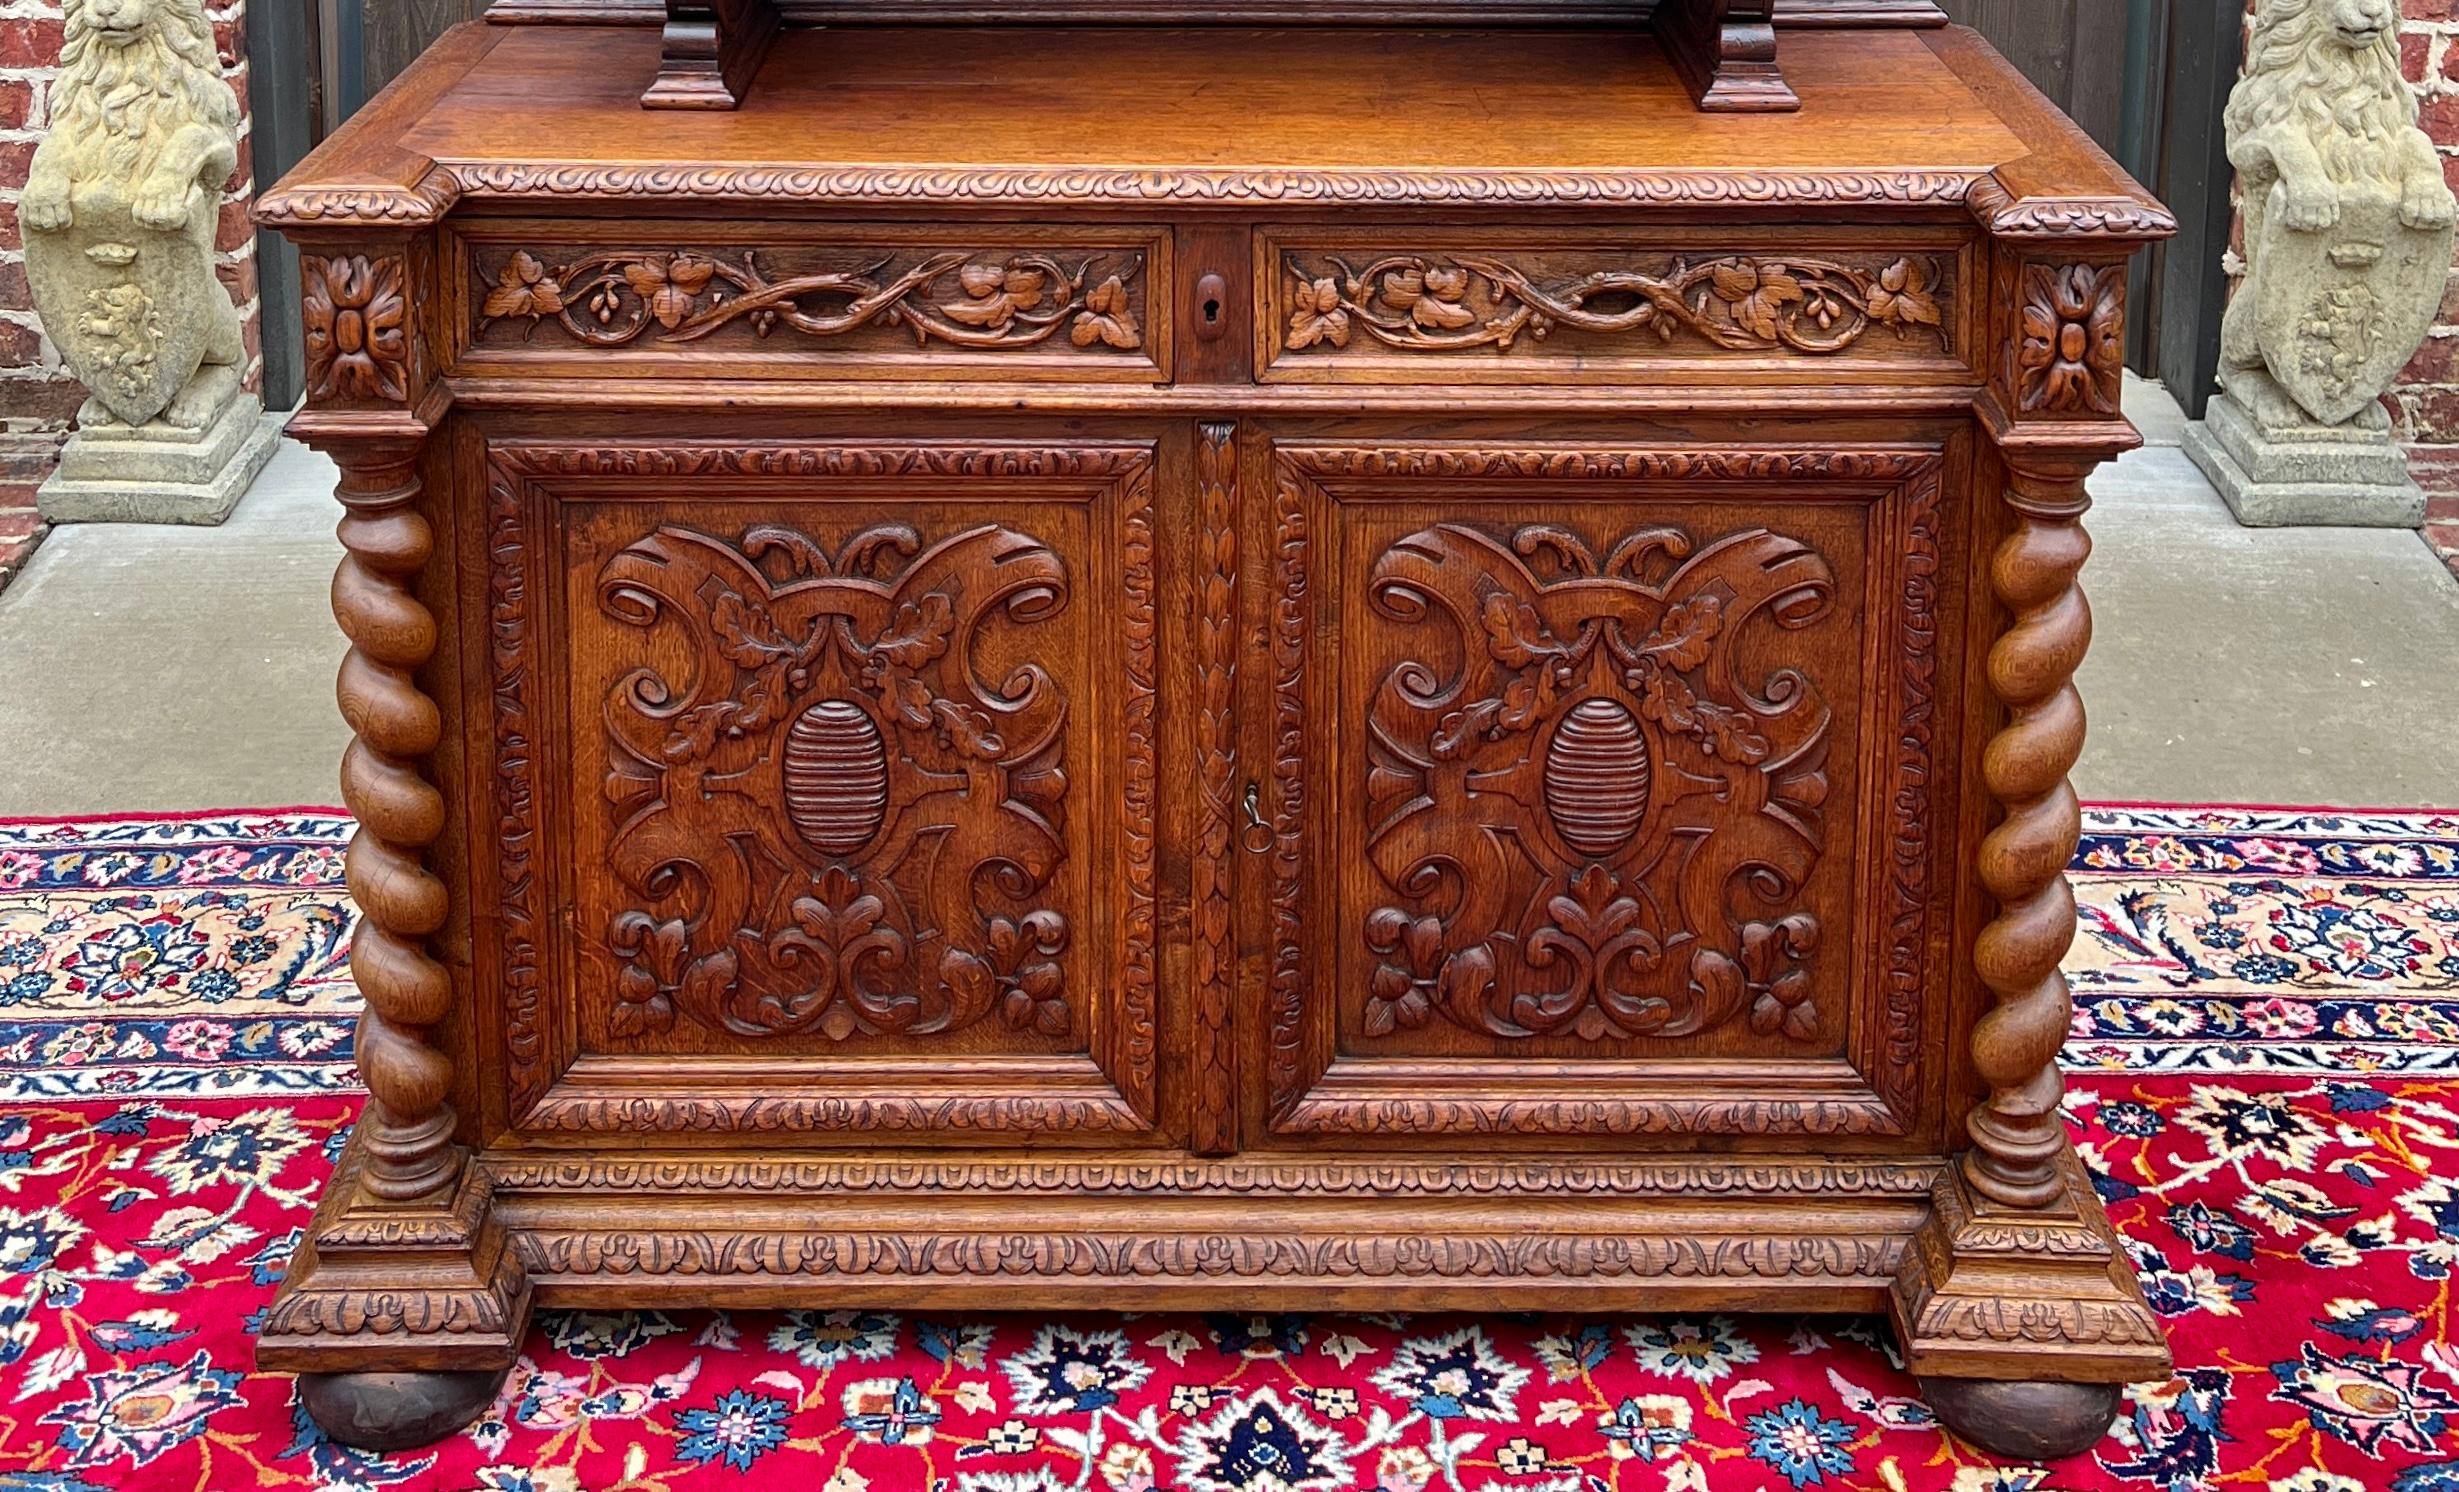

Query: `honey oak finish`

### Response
(256, 16, 2176, 1458)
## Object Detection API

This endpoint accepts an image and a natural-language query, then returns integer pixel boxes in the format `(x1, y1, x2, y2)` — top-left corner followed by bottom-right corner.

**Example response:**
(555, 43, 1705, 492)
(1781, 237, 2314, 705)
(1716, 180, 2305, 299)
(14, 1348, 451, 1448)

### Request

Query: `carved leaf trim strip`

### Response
(488, 468, 549, 1111)
(1878, 464, 1944, 1122)
(1192, 424, 1239, 1151)
(483, 1157, 1943, 1197)
(439, 162, 1987, 211)
(524, 1229, 1907, 1283)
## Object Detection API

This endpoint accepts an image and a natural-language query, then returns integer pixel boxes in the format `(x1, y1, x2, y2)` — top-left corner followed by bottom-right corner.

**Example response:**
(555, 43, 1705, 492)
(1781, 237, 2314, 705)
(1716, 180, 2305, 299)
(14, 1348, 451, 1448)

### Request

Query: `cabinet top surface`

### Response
(264, 23, 2167, 232)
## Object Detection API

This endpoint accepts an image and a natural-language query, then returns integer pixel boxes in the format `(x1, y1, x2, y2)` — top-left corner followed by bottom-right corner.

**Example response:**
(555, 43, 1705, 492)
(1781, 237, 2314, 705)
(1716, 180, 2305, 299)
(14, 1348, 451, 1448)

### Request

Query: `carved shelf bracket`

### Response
(1657, 0, 1800, 113)
(644, 0, 782, 110)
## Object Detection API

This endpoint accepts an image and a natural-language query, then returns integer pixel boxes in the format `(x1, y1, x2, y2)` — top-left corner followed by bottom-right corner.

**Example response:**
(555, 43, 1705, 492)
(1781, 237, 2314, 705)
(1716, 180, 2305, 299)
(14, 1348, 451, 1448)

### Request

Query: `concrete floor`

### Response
(0, 379, 2454, 815)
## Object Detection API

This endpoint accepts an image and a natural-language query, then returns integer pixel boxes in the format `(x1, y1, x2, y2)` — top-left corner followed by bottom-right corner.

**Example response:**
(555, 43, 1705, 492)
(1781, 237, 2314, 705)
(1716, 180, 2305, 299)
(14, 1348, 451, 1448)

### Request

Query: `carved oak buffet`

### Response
(256, 3, 2178, 1458)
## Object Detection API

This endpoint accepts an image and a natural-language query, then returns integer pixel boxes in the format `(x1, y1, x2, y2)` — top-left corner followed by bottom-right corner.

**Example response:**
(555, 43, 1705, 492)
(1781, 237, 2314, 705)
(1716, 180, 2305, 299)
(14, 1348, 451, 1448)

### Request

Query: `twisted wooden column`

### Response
(331, 438, 460, 1205)
(1964, 457, 2093, 1210)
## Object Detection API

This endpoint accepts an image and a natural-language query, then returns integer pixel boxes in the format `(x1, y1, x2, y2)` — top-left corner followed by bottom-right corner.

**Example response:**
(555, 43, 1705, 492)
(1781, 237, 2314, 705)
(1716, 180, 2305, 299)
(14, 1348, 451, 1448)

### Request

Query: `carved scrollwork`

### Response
(595, 520, 1079, 1042)
(479, 247, 1143, 352)
(1284, 251, 1945, 355)
(1360, 521, 1834, 1044)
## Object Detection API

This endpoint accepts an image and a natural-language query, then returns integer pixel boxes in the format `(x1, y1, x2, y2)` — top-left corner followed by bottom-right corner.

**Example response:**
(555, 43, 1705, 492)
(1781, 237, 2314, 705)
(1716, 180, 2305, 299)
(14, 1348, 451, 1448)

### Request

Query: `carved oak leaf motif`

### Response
(1287, 278, 1351, 349)
(1711, 260, 1805, 343)
(1690, 914, 1823, 1041)
(625, 256, 717, 330)
(1070, 275, 1141, 349)
(1867, 257, 1943, 335)
(609, 911, 739, 1039)
(1379, 265, 1477, 329)
(944, 910, 1072, 1036)
(483, 251, 564, 320)
(942, 263, 1048, 330)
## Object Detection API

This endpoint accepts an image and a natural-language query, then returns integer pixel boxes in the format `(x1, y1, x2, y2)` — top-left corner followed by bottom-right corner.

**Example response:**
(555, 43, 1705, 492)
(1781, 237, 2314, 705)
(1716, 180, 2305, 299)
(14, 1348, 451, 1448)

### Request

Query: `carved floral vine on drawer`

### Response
(478, 249, 1144, 351)
(1284, 253, 1945, 355)
(1361, 521, 1835, 1045)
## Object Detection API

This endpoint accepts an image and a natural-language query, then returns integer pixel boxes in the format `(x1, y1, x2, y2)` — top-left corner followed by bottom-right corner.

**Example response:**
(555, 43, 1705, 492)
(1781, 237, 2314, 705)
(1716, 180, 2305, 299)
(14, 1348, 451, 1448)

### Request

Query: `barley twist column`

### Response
(331, 438, 460, 1205)
(1964, 456, 2093, 1210)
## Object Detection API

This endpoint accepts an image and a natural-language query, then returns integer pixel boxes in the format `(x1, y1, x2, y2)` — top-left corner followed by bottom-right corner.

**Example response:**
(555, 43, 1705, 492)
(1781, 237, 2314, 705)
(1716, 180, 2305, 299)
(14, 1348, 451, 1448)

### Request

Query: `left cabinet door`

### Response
(475, 436, 1164, 1142)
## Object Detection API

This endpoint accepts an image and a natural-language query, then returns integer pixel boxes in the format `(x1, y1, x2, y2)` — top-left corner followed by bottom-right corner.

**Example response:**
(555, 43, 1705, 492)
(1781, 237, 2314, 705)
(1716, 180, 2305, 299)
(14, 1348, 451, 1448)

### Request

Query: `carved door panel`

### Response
(482, 439, 1161, 1140)
(1261, 440, 1955, 1146)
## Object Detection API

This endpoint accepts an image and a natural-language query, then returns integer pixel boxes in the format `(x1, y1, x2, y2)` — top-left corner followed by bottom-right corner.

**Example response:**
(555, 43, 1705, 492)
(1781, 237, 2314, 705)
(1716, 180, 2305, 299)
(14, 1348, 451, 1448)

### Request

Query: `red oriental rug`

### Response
(0, 803, 2454, 1492)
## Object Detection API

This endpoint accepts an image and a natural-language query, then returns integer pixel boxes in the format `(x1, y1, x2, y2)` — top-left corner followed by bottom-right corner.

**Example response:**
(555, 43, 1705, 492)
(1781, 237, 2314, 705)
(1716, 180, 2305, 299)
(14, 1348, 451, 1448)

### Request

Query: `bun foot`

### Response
(297, 1367, 508, 1452)
(1921, 1376, 2124, 1461)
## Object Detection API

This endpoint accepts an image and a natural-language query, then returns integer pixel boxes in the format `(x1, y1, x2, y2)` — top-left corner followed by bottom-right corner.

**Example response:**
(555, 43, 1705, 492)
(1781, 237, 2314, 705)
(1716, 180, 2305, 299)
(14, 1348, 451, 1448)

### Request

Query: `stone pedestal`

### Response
(36, 376, 282, 526)
(2185, 390, 2428, 529)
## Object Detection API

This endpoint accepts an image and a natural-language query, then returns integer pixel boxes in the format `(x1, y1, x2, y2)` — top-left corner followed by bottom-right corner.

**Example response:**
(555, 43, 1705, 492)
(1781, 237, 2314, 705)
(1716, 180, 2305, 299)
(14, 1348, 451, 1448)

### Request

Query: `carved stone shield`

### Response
(22, 193, 217, 428)
(2253, 188, 2455, 427)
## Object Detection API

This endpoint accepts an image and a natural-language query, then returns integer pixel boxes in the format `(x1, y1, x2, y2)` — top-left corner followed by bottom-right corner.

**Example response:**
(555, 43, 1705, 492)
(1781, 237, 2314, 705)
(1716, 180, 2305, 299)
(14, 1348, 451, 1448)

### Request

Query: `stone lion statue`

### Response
(2219, 0, 2457, 431)
(20, 0, 245, 430)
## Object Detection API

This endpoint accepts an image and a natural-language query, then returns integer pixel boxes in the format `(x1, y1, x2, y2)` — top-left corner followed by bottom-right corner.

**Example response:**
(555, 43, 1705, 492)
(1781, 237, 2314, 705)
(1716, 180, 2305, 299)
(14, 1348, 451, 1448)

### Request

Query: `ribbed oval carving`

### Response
(782, 700, 890, 858)
(1545, 698, 1651, 858)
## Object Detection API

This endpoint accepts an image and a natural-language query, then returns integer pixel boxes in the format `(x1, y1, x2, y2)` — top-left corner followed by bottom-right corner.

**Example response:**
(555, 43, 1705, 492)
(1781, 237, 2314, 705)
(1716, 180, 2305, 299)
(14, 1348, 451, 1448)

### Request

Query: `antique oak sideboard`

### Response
(256, 0, 2178, 1458)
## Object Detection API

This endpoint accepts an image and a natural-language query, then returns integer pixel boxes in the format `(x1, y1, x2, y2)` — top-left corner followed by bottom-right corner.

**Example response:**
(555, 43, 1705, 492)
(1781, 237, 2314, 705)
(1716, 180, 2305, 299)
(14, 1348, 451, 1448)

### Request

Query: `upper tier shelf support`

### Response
(643, 0, 780, 108)
(1657, 0, 1796, 112)
(632, 0, 1895, 112)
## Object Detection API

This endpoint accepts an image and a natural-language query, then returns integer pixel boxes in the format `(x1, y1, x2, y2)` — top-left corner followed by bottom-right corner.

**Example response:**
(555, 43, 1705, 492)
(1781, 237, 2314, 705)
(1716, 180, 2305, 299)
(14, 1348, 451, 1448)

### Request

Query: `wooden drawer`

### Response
(1259, 227, 1977, 385)
(451, 223, 1173, 383)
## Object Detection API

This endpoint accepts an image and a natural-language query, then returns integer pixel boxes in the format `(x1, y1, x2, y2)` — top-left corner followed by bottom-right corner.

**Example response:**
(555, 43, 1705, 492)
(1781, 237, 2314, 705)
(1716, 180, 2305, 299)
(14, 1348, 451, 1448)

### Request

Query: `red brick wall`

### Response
(0, 0, 263, 584)
(2391, 2, 2459, 565)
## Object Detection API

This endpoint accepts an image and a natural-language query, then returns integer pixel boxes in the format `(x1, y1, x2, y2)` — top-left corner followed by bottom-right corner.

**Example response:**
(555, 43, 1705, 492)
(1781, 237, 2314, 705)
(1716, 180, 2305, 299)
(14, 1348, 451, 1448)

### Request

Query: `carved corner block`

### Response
(1890, 1153, 2169, 1386)
(256, 1132, 532, 1375)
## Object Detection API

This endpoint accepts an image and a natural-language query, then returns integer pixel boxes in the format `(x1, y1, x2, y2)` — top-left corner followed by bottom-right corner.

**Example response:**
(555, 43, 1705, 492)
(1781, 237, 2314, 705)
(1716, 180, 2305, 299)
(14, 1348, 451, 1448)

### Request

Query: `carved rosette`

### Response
(2013, 262, 2125, 417)
(1358, 521, 1834, 1046)
(304, 255, 413, 403)
(595, 520, 1079, 1043)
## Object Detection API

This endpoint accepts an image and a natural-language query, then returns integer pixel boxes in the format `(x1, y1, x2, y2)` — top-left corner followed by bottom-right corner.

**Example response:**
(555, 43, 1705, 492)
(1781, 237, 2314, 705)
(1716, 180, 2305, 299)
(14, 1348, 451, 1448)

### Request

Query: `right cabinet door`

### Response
(1257, 438, 1963, 1147)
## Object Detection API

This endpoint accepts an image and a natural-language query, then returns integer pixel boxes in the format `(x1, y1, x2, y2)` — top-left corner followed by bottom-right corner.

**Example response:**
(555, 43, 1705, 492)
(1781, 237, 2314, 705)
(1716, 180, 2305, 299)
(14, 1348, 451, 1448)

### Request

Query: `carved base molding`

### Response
(495, 1186, 1926, 1312)
(256, 1132, 533, 1375)
(1890, 1150, 2171, 1385)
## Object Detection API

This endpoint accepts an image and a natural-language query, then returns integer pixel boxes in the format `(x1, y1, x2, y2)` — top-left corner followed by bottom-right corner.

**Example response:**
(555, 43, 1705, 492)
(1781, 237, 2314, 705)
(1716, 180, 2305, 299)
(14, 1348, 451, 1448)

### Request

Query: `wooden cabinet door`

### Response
(1256, 438, 1958, 1146)
(478, 437, 1161, 1141)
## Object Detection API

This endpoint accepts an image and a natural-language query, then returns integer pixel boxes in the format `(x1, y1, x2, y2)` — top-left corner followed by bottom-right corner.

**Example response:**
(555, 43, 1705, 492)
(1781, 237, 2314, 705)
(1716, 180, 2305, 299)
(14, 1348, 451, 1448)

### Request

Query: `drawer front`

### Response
(1260, 438, 1962, 1144)
(454, 224, 1171, 382)
(480, 437, 1163, 1139)
(1261, 228, 1973, 385)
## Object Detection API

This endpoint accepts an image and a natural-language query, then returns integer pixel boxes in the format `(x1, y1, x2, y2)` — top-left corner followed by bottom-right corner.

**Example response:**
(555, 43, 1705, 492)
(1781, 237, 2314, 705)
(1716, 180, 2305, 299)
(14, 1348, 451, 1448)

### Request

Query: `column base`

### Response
(1892, 1150, 2169, 1455)
(256, 1125, 531, 1420)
